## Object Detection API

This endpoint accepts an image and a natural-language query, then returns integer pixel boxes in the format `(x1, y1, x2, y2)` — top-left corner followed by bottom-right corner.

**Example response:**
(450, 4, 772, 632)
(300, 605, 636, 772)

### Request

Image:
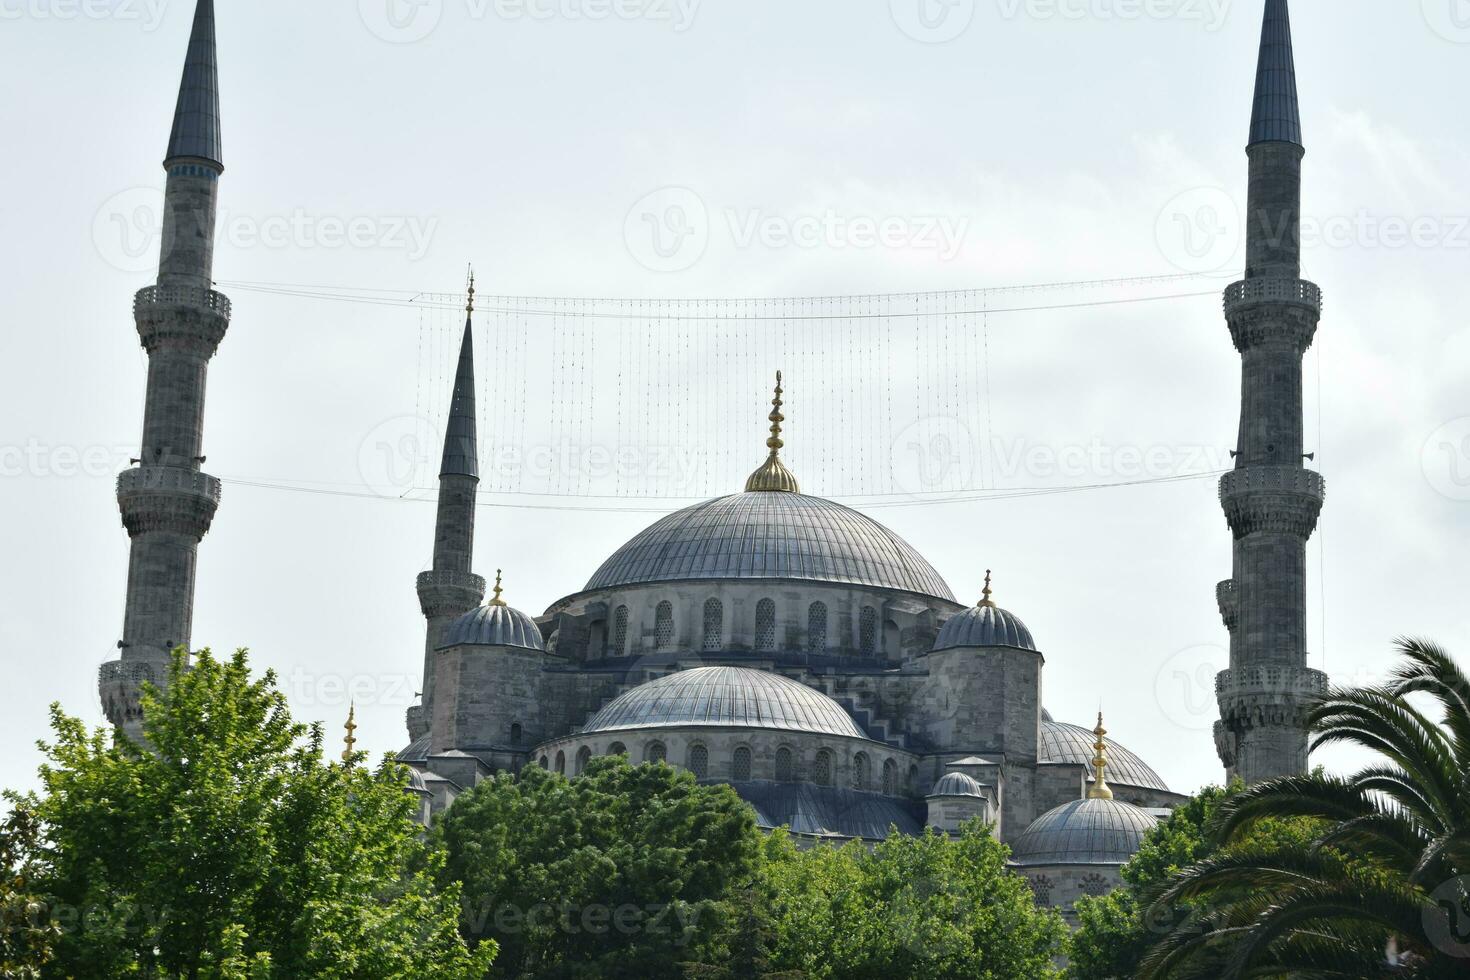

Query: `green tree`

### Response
(18, 648, 493, 979)
(437, 757, 762, 979)
(1141, 639, 1470, 978)
(0, 803, 60, 978)
(760, 821, 1068, 980)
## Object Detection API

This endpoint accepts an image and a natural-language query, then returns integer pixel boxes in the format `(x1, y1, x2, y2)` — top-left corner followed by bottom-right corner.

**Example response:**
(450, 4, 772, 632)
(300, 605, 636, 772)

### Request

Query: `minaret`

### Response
(100, 0, 229, 739)
(1214, 0, 1328, 784)
(407, 276, 485, 742)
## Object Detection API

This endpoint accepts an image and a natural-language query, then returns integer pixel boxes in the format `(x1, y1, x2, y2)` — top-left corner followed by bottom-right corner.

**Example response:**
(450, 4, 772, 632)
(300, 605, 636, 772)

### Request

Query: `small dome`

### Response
(933, 604, 1036, 652)
(406, 768, 430, 794)
(582, 666, 868, 740)
(1040, 721, 1169, 793)
(441, 603, 545, 652)
(1010, 798, 1157, 866)
(929, 772, 985, 798)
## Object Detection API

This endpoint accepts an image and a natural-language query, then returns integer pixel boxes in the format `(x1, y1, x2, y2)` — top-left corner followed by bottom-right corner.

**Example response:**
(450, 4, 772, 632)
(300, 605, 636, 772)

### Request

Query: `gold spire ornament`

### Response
(466, 267, 476, 314)
(489, 569, 507, 606)
(1087, 712, 1114, 800)
(744, 372, 801, 493)
(978, 570, 996, 608)
(342, 703, 358, 765)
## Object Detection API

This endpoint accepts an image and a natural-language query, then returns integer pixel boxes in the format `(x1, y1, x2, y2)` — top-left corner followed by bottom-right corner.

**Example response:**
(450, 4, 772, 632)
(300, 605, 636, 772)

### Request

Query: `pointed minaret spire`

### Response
(440, 274, 479, 480)
(342, 703, 358, 765)
(166, 0, 223, 169)
(1248, 0, 1302, 148)
(744, 372, 801, 493)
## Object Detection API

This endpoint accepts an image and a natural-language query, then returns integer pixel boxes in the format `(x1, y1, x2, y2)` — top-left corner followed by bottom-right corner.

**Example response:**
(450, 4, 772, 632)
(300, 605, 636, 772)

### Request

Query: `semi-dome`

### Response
(583, 492, 954, 600)
(929, 771, 986, 798)
(581, 666, 868, 740)
(1010, 798, 1158, 866)
(1040, 721, 1169, 793)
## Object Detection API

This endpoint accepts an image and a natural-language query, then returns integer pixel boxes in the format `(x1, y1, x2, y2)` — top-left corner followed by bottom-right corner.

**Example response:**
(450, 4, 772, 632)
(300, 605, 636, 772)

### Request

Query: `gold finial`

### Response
(1087, 711, 1114, 800)
(489, 569, 506, 607)
(744, 372, 801, 493)
(342, 703, 358, 765)
(978, 570, 996, 608)
(466, 267, 476, 315)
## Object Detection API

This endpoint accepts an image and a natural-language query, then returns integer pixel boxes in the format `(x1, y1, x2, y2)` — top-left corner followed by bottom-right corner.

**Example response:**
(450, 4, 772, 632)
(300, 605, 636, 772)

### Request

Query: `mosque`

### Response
(99, 0, 1325, 921)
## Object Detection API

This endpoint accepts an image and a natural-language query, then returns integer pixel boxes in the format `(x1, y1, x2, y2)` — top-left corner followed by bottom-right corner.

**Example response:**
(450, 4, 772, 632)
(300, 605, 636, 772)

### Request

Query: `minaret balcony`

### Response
(99, 659, 160, 726)
(117, 466, 222, 539)
(417, 569, 487, 619)
(1223, 278, 1322, 318)
(1216, 579, 1239, 631)
(1218, 466, 1325, 539)
(1216, 665, 1328, 708)
(134, 285, 231, 356)
(1223, 278, 1322, 352)
(135, 284, 232, 321)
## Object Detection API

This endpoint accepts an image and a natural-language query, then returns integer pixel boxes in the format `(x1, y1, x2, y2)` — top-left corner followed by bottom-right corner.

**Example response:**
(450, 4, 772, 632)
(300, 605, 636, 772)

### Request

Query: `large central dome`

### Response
(584, 492, 955, 600)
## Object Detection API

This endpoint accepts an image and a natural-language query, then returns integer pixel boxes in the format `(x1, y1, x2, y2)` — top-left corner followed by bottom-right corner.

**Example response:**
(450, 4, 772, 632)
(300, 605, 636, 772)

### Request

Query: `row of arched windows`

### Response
(604, 600, 885, 657)
(538, 742, 916, 794)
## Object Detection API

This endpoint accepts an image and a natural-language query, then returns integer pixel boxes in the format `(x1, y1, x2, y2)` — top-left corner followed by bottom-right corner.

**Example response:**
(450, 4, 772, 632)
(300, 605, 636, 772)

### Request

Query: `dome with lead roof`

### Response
(932, 572, 1036, 651)
(439, 572, 545, 652)
(1010, 798, 1158, 866)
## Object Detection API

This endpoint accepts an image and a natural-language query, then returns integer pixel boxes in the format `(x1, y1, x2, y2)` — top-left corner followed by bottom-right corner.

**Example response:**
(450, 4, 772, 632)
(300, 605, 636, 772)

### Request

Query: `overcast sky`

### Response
(2, 0, 1467, 798)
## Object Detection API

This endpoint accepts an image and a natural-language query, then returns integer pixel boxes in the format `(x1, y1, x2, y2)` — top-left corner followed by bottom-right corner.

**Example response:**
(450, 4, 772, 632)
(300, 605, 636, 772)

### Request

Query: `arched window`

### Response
(539, 755, 549, 769)
(613, 605, 629, 656)
(860, 607, 879, 656)
(510, 723, 522, 745)
(807, 602, 829, 653)
(575, 746, 592, 775)
(881, 758, 897, 795)
(688, 744, 709, 779)
(1080, 874, 1110, 898)
(654, 602, 675, 649)
(755, 599, 777, 652)
(813, 749, 833, 787)
(732, 746, 752, 781)
(775, 746, 794, 783)
(645, 741, 667, 765)
(555, 751, 566, 775)
(853, 752, 870, 791)
(907, 764, 918, 794)
(703, 598, 724, 651)
(1030, 876, 1054, 907)
(608, 742, 627, 757)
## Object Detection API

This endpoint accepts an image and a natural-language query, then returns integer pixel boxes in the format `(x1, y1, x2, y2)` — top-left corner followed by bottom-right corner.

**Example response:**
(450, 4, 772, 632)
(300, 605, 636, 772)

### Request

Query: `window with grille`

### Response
(646, 741, 667, 764)
(860, 607, 878, 656)
(733, 746, 752, 781)
(775, 747, 794, 782)
(613, 606, 629, 656)
(1081, 874, 1110, 898)
(755, 599, 777, 651)
(654, 602, 675, 649)
(814, 750, 833, 787)
(703, 598, 723, 650)
(807, 602, 828, 652)
(1030, 876, 1054, 907)
(555, 751, 566, 774)
(688, 744, 709, 779)
(853, 752, 870, 791)
(882, 759, 897, 795)
(608, 742, 626, 757)
(576, 746, 591, 774)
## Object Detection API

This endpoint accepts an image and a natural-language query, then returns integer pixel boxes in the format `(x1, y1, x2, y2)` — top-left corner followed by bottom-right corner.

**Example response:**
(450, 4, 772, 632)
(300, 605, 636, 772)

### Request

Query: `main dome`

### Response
(584, 492, 955, 600)
(581, 666, 869, 740)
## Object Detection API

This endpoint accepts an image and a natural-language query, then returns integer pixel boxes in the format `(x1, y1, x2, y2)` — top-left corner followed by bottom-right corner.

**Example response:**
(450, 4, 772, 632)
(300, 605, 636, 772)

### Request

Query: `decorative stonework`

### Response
(1218, 466, 1326, 539)
(1216, 665, 1328, 736)
(405, 704, 428, 741)
(99, 659, 158, 727)
(416, 569, 486, 619)
(116, 466, 222, 539)
(1223, 279, 1321, 353)
(1216, 579, 1238, 631)
(134, 286, 230, 356)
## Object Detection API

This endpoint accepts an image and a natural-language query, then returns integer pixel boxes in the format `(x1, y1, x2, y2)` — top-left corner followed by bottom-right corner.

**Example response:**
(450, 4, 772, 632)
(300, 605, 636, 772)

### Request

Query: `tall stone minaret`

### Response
(407, 280, 485, 742)
(100, 0, 229, 738)
(1214, 0, 1328, 784)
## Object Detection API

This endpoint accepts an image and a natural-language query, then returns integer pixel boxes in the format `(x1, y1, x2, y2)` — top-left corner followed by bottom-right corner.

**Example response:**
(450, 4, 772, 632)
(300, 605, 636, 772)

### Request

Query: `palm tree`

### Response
(1139, 638, 1470, 979)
